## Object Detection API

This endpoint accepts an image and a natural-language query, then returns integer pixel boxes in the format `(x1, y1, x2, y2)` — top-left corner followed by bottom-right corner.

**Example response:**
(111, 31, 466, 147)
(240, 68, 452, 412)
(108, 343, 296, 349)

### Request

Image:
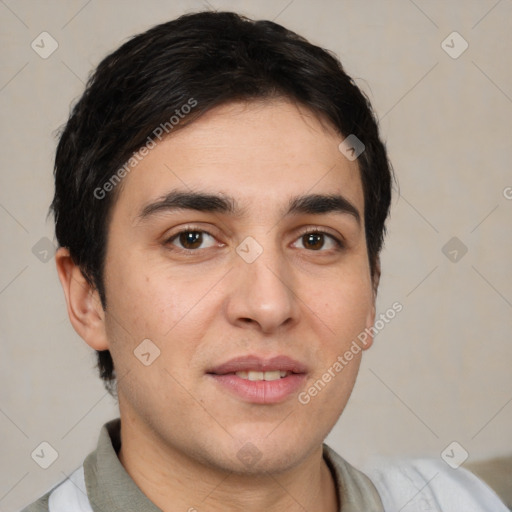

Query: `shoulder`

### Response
(18, 465, 91, 512)
(363, 457, 510, 512)
(19, 490, 51, 512)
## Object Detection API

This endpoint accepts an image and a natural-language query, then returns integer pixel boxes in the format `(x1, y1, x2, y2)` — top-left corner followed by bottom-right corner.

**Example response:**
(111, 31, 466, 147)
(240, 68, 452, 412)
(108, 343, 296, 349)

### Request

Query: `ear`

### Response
(371, 256, 381, 299)
(363, 256, 381, 351)
(55, 247, 109, 351)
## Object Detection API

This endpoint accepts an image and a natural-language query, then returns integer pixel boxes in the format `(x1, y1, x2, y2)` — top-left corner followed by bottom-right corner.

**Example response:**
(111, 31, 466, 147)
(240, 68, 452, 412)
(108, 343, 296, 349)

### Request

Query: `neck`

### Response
(117, 413, 339, 512)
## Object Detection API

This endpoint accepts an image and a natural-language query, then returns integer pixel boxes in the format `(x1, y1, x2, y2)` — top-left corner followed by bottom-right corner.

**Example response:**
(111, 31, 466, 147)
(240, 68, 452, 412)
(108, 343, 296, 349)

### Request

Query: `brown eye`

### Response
(167, 229, 217, 251)
(303, 232, 325, 250)
(293, 230, 343, 252)
(178, 231, 203, 249)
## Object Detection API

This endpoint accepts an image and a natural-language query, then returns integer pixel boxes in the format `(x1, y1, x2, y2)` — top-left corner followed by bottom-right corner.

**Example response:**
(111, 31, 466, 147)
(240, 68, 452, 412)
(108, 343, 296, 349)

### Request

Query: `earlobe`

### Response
(55, 247, 109, 351)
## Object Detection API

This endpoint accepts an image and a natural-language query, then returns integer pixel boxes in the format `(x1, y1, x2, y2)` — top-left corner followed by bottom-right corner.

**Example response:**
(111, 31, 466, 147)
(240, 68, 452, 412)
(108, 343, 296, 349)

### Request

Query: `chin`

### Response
(201, 433, 318, 476)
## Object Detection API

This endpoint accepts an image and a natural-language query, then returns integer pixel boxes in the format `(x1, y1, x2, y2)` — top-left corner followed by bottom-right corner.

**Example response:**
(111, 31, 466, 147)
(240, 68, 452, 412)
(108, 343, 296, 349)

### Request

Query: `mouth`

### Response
(206, 355, 308, 404)
(234, 370, 292, 381)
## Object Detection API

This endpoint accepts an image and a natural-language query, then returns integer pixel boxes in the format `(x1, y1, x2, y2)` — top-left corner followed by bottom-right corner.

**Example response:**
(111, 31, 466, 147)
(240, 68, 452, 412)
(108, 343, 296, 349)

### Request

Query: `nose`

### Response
(224, 239, 300, 334)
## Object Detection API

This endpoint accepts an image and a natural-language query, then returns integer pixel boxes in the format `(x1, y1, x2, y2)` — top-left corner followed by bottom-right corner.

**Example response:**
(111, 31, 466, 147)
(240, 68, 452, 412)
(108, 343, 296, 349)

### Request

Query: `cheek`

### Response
(312, 271, 374, 338)
(105, 251, 186, 334)
(103, 257, 216, 372)
(303, 286, 369, 415)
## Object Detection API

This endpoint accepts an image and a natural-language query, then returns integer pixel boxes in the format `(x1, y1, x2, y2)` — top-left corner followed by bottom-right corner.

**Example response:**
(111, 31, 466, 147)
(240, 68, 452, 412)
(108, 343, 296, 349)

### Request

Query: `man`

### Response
(22, 10, 509, 512)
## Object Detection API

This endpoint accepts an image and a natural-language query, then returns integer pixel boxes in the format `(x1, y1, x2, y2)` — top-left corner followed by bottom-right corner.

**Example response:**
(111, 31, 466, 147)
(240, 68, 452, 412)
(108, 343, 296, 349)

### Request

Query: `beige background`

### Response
(1, 0, 511, 510)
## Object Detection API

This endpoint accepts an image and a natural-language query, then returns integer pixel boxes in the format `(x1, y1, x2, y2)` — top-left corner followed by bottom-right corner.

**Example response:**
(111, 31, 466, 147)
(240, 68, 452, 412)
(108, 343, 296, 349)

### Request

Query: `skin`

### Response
(56, 98, 380, 512)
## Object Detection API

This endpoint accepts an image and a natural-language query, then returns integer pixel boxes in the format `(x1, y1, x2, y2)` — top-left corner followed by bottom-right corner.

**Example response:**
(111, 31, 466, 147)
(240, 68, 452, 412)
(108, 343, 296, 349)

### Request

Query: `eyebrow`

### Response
(137, 190, 361, 225)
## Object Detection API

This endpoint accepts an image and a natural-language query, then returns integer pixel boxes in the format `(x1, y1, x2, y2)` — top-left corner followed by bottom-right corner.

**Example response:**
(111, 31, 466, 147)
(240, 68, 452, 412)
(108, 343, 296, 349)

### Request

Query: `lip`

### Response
(207, 355, 308, 404)
(207, 355, 308, 375)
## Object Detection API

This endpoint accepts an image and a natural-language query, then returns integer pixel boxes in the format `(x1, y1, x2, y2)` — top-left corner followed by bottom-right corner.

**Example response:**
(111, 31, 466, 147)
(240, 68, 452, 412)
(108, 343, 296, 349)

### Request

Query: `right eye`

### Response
(165, 228, 219, 252)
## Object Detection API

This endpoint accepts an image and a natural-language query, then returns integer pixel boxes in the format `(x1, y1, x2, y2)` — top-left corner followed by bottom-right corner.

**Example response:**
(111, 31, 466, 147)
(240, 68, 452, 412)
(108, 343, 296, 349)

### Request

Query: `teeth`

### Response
(235, 370, 291, 381)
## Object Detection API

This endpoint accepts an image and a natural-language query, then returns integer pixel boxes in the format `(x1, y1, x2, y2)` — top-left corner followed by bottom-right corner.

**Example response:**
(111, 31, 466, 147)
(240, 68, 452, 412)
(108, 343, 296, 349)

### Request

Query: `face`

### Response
(87, 99, 376, 473)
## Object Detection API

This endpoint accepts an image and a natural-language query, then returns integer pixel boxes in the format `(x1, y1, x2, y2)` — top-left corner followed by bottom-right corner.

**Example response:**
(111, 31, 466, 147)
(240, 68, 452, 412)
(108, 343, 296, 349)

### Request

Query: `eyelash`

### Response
(164, 226, 345, 253)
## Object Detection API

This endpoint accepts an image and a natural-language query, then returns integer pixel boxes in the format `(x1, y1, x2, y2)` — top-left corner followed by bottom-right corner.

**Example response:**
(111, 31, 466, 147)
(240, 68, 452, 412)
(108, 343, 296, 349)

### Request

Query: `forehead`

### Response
(113, 99, 364, 221)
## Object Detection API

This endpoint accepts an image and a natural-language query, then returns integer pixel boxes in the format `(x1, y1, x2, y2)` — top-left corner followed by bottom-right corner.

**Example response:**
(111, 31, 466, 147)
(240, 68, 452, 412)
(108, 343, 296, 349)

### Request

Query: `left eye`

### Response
(292, 231, 342, 251)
